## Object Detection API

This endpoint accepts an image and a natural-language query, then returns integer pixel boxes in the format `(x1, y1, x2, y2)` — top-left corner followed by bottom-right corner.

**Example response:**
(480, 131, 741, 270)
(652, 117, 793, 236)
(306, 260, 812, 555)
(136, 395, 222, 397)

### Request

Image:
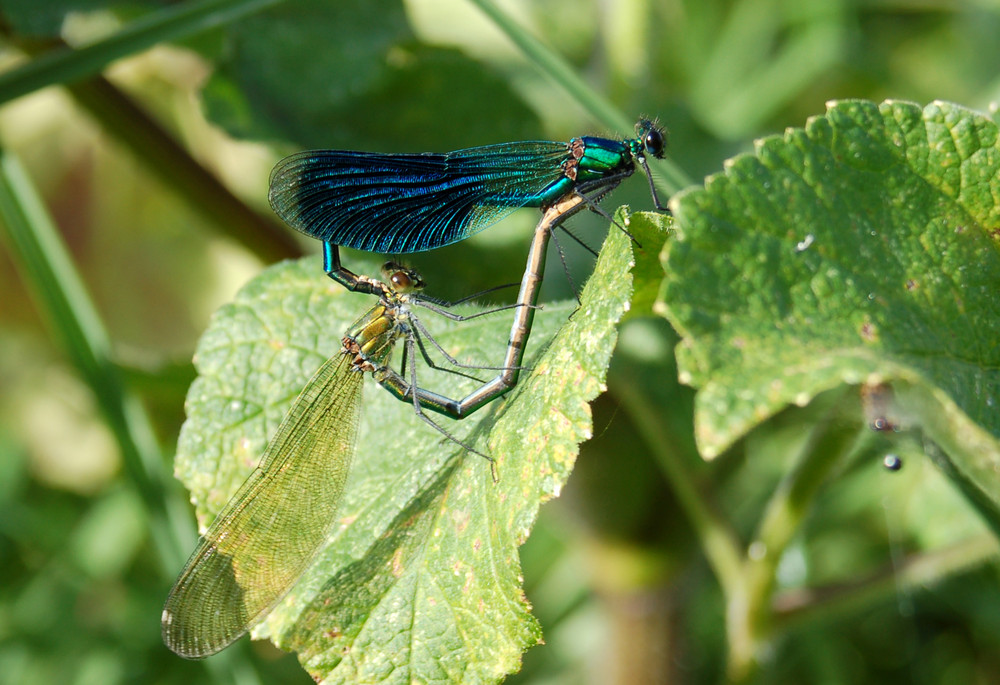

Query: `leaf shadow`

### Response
(285, 452, 463, 665)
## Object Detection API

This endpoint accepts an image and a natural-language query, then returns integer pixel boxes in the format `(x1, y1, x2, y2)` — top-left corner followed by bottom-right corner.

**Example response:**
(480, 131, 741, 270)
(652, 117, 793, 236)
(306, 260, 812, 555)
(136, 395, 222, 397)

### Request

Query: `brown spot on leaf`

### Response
(860, 321, 878, 342)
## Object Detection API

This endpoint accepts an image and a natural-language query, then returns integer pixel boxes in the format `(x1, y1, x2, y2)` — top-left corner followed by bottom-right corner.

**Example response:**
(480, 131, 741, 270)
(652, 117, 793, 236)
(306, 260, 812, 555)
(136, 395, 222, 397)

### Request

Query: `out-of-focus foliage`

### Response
(2, 0, 1000, 683)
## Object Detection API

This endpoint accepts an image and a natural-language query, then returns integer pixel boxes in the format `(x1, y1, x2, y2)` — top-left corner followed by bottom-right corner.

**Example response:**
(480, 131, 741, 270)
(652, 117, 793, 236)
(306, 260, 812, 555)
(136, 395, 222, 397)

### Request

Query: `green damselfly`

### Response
(162, 263, 505, 658)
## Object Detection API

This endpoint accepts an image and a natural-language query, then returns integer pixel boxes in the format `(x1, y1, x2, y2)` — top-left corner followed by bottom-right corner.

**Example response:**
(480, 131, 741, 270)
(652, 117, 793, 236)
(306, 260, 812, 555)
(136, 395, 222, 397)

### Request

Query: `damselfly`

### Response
(162, 263, 506, 658)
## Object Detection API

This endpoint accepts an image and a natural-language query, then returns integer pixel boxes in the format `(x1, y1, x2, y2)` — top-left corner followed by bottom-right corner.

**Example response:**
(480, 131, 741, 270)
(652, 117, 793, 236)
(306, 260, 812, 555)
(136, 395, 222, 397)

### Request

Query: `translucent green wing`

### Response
(162, 351, 363, 659)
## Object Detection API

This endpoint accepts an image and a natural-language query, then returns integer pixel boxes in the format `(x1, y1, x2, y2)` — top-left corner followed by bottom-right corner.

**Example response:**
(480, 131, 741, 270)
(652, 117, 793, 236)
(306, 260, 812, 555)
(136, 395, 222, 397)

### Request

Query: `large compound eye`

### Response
(389, 270, 412, 290)
(643, 126, 666, 159)
(382, 263, 425, 293)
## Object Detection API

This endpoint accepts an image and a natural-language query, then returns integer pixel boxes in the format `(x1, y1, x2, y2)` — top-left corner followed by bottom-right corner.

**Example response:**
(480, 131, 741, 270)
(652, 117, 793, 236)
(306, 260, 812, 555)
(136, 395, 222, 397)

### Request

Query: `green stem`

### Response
(609, 370, 745, 601)
(773, 533, 999, 632)
(0, 147, 194, 574)
(0, 0, 284, 106)
(727, 389, 857, 683)
(465, 0, 692, 195)
(67, 75, 300, 263)
(894, 383, 1000, 539)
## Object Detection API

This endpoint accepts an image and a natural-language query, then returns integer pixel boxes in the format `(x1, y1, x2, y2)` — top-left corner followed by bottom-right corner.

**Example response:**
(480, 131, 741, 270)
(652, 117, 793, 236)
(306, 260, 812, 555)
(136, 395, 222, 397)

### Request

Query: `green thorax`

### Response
(341, 264, 422, 372)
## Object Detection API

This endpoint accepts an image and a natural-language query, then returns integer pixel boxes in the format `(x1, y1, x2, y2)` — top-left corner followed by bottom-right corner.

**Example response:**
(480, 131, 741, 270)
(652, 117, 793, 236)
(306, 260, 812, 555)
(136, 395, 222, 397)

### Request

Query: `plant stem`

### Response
(465, 0, 692, 195)
(67, 75, 300, 263)
(727, 389, 857, 683)
(0, 147, 194, 574)
(609, 368, 746, 601)
(773, 533, 1000, 632)
(0, 0, 284, 106)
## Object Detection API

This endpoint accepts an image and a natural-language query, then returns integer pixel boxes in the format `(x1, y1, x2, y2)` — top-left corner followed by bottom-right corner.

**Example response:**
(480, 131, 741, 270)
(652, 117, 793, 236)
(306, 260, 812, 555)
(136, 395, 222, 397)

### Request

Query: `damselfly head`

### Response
(635, 118, 667, 160)
(381, 261, 425, 294)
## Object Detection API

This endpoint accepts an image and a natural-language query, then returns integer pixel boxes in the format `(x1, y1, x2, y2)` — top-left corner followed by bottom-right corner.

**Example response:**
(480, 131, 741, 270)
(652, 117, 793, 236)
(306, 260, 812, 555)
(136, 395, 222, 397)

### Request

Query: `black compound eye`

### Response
(644, 126, 666, 159)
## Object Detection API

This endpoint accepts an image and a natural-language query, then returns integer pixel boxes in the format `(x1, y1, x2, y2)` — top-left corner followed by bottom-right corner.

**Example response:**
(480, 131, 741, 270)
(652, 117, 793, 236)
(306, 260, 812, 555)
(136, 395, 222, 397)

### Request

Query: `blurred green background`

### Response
(2, 0, 1000, 683)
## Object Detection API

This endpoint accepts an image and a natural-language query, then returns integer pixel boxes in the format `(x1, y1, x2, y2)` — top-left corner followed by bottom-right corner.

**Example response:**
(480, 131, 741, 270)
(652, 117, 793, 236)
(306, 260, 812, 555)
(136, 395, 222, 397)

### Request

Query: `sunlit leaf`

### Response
(658, 99, 1000, 524)
(174, 214, 667, 681)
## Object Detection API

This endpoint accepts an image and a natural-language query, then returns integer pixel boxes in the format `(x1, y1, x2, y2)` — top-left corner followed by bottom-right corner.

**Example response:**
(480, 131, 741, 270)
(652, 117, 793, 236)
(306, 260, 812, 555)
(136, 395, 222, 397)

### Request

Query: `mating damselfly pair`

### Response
(163, 120, 669, 659)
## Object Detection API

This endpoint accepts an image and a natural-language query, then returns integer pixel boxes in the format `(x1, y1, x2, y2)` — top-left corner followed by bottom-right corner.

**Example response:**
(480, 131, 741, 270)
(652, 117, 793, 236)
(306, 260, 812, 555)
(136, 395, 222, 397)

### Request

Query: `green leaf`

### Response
(625, 210, 674, 319)
(658, 99, 1000, 521)
(199, 0, 540, 150)
(200, 0, 408, 144)
(174, 214, 666, 681)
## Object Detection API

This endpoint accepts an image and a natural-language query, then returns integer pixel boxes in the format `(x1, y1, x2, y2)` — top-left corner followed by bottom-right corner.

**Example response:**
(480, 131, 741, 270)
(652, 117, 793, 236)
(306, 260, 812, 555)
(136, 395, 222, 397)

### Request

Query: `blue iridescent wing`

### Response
(268, 142, 571, 253)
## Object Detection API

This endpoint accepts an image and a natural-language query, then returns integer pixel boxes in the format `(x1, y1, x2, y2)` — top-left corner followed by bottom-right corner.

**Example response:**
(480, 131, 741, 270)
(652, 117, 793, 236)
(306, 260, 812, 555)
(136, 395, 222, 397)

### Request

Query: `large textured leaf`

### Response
(174, 213, 668, 682)
(658, 99, 1000, 522)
